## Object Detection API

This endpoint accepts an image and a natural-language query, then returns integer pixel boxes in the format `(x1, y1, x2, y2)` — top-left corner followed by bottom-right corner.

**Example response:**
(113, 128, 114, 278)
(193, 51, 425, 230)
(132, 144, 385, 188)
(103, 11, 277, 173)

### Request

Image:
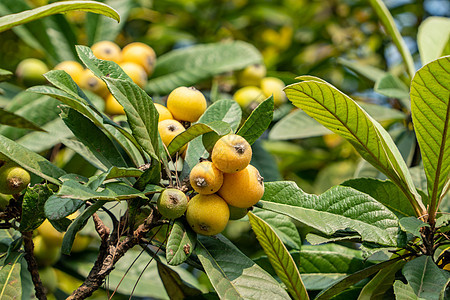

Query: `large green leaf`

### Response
(60, 106, 128, 170)
(86, 0, 131, 44)
(0, 252, 22, 300)
(166, 220, 197, 266)
(257, 181, 400, 246)
(285, 77, 425, 216)
(393, 280, 425, 300)
(0, 108, 45, 132)
(19, 184, 54, 232)
(157, 261, 202, 299)
(0, 0, 119, 33)
(337, 58, 387, 83)
(196, 235, 290, 299)
(342, 178, 416, 218)
(402, 256, 450, 300)
(168, 121, 232, 156)
(269, 101, 405, 140)
(368, 0, 415, 78)
(357, 260, 405, 299)
(237, 96, 274, 145)
(104, 77, 160, 160)
(410, 56, 450, 221)
(316, 257, 403, 300)
(374, 73, 410, 100)
(146, 41, 262, 95)
(417, 17, 450, 65)
(248, 212, 308, 300)
(0, 135, 65, 185)
(254, 244, 370, 291)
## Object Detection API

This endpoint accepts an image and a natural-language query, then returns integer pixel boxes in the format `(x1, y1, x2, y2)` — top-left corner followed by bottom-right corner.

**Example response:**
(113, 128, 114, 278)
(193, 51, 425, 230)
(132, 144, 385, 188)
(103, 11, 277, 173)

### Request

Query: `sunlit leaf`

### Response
(417, 17, 450, 65)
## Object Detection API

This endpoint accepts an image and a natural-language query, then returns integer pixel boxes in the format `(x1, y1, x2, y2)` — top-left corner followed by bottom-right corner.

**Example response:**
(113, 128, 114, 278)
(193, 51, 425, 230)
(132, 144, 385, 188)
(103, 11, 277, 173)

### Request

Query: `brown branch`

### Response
(22, 231, 47, 300)
(67, 210, 160, 299)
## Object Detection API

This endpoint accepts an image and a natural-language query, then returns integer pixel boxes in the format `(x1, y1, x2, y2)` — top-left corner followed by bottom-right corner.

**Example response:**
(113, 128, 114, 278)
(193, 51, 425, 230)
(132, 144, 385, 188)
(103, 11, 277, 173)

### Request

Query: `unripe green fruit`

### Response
(0, 163, 31, 195)
(16, 58, 49, 87)
(157, 188, 188, 219)
(0, 194, 10, 210)
(228, 205, 248, 220)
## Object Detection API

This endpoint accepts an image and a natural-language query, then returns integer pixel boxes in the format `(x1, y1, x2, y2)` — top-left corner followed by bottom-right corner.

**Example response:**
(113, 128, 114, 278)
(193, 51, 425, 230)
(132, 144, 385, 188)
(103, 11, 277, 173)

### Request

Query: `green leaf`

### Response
(168, 121, 231, 156)
(342, 178, 416, 218)
(337, 58, 387, 82)
(374, 73, 409, 100)
(402, 256, 450, 300)
(248, 212, 308, 300)
(104, 77, 160, 160)
(19, 184, 54, 232)
(0, 252, 22, 300)
(62, 200, 106, 254)
(285, 78, 425, 216)
(86, 0, 132, 44)
(157, 261, 202, 299)
(60, 106, 128, 170)
(51, 179, 162, 203)
(237, 96, 274, 145)
(410, 56, 450, 221)
(252, 208, 301, 249)
(0, 0, 119, 33)
(399, 217, 430, 238)
(196, 235, 290, 300)
(0, 69, 12, 82)
(146, 41, 262, 95)
(257, 181, 400, 246)
(418, 17, 450, 65)
(44, 196, 83, 221)
(316, 257, 403, 300)
(166, 220, 197, 266)
(269, 102, 405, 140)
(368, 0, 415, 78)
(0, 108, 45, 132)
(87, 166, 143, 190)
(0, 135, 65, 185)
(357, 260, 405, 300)
(393, 280, 426, 300)
(182, 99, 241, 178)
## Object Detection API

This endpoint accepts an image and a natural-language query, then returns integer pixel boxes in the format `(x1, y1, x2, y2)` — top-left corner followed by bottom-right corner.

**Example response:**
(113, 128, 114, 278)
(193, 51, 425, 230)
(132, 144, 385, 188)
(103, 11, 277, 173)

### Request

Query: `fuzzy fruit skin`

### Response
(211, 134, 252, 173)
(0, 163, 31, 194)
(54, 61, 84, 85)
(154, 103, 173, 122)
(157, 188, 188, 219)
(16, 58, 49, 86)
(121, 42, 156, 76)
(236, 64, 266, 86)
(105, 94, 125, 115)
(186, 194, 229, 236)
(189, 161, 223, 195)
(166, 86, 207, 122)
(79, 69, 109, 98)
(218, 164, 264, 208)
(91, 41, 122, 63)
(228, 205, 248, 220)
(158, 119, 186, 152)
(33, 235, 61, 267)
(233, 86, 265, 109)
(260, 77, 286, 106)
(119, 62, 147, 88)
(37, 219, 63, 247)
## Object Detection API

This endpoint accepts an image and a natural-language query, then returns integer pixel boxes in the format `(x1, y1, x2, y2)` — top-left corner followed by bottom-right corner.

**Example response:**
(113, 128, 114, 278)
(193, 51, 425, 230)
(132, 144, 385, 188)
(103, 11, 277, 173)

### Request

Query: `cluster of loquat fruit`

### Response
(233, 63, 287, 110)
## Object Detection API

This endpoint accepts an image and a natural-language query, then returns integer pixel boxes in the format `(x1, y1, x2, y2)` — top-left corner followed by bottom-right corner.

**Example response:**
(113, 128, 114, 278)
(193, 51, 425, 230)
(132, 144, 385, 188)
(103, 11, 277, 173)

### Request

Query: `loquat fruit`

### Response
(218, 164, 264, 208)
(260, 77, 286, 106)
(157, 188, 188, 219)
(119, 62, 147, 88)
(0, 162, 31, 195)
(91, 40, 122, 63)
(54, 61, 84, 86)
(16, 58, 49, 87)
(79, 69, 109, 98)
(228, 205, 248, 220)
(37, 219, 63, 247)
(166, 86, 207, 122)
(105, 94, 125, 115)
(189, 161, 223, 194)
(211, 134, 252, 173)
(33, 235, 61, 267)
(236, 64, 266, 87)
(121, 42, 157, 76)
(154, 103, 173, 122)
(233, 86, 265, 109)
(158, 119, 186, 152)
(186, 194, 229, 236)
